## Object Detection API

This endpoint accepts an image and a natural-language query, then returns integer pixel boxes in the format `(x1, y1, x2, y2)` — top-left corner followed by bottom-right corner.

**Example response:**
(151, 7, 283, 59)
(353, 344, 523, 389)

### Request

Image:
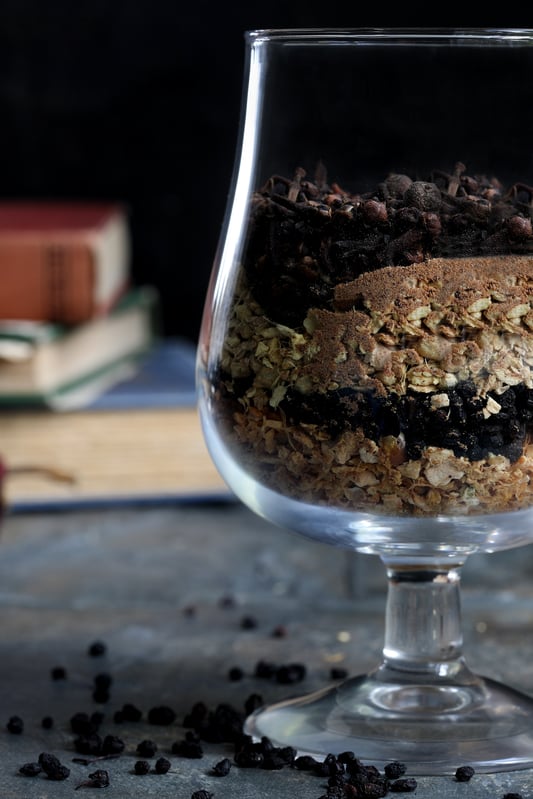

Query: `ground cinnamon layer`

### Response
(334, 255, 533, 318)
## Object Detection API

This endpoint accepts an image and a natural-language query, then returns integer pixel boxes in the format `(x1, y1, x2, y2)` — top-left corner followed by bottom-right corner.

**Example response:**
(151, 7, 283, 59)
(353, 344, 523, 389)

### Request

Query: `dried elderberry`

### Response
(183, 701, 208, 727)
(74, 733, 103, 755)
(133, 759, 151, 775)
(234, 748, 264, 768)
(294, 754, 320, 770)
(101, 734, 125, 755)
(88, 641, 107, 657)
(94, 672, 112, 690)
(212, 757, 232, 776)
(155, 757, 171, 774)
(70, 711, 100, 735)
(330, 667, 348, 680)
(254, 660, 277, 678)
(455, 764, 475, 782)
(92, 688, 110, 704)
(39, 752, 70, 781)
(384, 761, 407, 779)
(136, 739, 158, 757)
(244, 695, 263, 720)
(390, 777, 418, 792)
(337, 751, 356, 763)
(276, 662, 306, 684)
(19, 762, 42, 777)
(199, 702, 244, 743)
(172, 738, 204, 758)
(75, 769, 110, 789)
(191, 791, 213, 799)
(114, 702, 142, 722)
(41, 716, 54, 729)
(6, 715, 23, 734)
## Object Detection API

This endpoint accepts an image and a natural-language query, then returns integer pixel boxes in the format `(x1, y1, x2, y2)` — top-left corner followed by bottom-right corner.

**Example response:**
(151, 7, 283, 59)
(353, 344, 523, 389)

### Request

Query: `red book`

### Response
(0, 202, 131, 324)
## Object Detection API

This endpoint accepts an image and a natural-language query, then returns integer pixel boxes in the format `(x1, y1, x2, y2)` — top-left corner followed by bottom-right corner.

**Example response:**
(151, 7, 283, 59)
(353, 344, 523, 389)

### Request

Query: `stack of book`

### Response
(0, 203, 229, 508)
(0, 202, 155, 409)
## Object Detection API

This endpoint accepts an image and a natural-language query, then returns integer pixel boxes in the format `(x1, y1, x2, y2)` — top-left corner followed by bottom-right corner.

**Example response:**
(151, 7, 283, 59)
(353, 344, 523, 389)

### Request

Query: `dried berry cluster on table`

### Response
(214, 163, 533, 515)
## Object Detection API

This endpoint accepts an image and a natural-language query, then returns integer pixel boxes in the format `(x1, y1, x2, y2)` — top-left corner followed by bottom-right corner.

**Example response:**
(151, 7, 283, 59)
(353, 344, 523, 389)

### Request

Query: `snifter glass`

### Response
(196, 29, 533, 774)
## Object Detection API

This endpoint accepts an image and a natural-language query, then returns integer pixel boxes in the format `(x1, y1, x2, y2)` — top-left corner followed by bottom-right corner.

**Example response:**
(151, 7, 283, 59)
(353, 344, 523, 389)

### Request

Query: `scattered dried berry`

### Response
(244, 693, 263, 715)
(228, 666, 244, 681)
(74, 733, 103, 756)
(39, 751, 70, 781)
(133, 760, 151, 775)
(94, 673, 112, 690)
(136, 739, 158, 758)
(191, 791, 213, 799)
(41, 716, 54, 729)
(172, 739, 204, 758)
(384, 761, 407, 779)
(212, 757, 232, 776)
(88, 641, 107, 657)
(75, 768, 110, 789)
(155, 757, 171, 774)
(455, 765, 475, 782)
(114, 702, 142, 723)
(194, 702, 244, 744)
(502, 793, 524, 799)
(6, 715, 23, 734)
(19, 762, 42, 777)
(390, 777, 418, 792)
(234, 748, 264, 768)
(240, 615, 258, 630)
(101, 734, 125, 755)
(70, 712, 100, 736)
(294, 754, 320, 770)
(271, 624, 287, 638)
(275, 663, 306, 684)
(51, 666, 67, 680)
(183, 701, 208, 728)
(254, 660, 277, 679)
(330, 667, 348, 680)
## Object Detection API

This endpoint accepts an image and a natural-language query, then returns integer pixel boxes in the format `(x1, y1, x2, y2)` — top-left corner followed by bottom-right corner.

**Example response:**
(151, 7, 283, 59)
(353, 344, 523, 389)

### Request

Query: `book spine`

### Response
(46, 244, 96, 322)
(0, 240, 96, 324)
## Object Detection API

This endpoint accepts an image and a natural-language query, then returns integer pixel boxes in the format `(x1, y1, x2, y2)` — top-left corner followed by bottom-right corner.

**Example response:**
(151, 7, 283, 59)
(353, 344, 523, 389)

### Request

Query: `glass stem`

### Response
(378, 559, 468, 680)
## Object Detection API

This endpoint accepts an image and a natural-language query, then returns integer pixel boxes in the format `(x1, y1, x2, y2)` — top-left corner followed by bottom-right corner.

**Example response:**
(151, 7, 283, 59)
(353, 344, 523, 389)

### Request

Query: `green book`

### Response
(0, 286, 158, 410)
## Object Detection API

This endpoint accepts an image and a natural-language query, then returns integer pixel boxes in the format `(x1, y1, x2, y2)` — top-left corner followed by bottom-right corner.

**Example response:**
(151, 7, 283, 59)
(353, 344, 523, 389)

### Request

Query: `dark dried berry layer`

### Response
(278, 380, 533, 464)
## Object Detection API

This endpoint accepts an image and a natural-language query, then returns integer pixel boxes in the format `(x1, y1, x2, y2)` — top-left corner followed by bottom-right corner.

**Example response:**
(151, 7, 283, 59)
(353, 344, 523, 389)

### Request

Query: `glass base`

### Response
(244, 669, 533, 775)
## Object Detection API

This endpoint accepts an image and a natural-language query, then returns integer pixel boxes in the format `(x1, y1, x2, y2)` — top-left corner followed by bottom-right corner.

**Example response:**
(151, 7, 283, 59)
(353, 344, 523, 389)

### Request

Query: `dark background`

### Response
(0, 4, 528, 343)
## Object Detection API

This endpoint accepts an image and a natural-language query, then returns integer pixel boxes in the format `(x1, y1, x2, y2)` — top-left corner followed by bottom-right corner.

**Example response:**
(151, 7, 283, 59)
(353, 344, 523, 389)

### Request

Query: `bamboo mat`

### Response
(0, 407, 230, 507)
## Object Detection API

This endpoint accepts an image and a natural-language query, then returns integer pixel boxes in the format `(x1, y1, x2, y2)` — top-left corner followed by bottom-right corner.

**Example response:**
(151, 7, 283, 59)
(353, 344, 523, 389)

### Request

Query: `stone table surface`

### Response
(0, 499, 533, 798)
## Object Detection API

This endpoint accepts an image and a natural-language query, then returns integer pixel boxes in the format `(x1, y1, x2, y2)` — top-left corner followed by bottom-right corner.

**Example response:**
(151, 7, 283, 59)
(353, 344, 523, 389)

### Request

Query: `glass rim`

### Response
(245, 27, 533, 45)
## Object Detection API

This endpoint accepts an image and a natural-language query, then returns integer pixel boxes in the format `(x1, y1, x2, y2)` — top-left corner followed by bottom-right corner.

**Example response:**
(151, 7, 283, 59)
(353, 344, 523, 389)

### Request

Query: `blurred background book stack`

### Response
(0, 202, 229, 510)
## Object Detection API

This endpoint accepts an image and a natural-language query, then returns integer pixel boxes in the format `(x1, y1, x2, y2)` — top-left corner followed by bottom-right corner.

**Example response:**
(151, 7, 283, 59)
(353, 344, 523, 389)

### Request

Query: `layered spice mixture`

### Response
(214, 163, 533, 515)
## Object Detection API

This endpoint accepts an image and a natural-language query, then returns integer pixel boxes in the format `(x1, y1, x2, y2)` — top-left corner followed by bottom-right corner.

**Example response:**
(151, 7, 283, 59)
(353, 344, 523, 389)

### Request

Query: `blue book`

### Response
(88, 337, 198, 410)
